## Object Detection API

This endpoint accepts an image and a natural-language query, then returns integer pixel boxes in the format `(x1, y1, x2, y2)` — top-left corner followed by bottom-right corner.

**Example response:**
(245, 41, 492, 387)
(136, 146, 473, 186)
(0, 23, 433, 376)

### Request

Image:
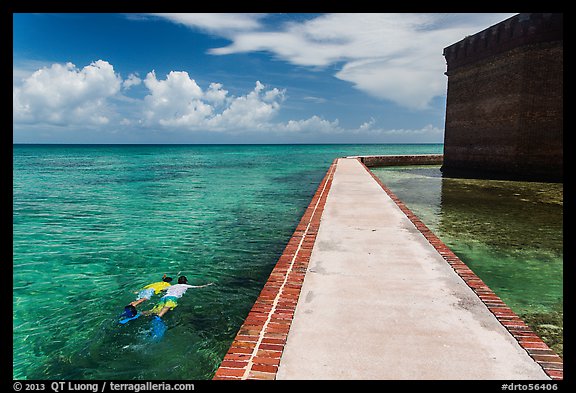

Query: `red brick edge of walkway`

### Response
(212, 159, 337, 380)
(357, 159, 563, 381)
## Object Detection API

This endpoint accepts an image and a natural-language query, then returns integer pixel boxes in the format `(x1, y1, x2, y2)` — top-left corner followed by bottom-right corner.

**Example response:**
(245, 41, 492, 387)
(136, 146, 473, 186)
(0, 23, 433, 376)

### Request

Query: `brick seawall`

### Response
(354, 154, 443, 167)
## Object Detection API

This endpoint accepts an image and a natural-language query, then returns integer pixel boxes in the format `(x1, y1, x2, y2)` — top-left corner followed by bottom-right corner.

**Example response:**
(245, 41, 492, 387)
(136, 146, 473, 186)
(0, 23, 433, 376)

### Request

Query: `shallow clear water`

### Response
(13, 144, 443, 380)
(371, 165, 563, 354)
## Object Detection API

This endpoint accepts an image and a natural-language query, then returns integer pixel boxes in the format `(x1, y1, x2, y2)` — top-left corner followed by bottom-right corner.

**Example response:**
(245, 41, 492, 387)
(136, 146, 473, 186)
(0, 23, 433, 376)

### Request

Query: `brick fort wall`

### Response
(441, 13, 563, 182)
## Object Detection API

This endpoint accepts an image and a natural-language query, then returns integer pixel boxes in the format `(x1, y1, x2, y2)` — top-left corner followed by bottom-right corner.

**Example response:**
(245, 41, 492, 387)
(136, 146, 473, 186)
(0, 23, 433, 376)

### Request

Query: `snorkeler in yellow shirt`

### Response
(119, 274, 173, 323)
(129, 274, 173, 308)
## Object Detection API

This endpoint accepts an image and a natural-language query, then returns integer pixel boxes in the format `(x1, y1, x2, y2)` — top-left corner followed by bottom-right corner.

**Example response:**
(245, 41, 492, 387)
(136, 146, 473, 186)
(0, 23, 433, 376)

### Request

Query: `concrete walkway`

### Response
(275, 158, 549, 380)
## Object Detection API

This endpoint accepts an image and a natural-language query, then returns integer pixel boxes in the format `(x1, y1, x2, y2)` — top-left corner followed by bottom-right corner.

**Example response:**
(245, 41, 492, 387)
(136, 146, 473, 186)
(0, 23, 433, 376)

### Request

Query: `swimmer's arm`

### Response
(191, 282, 214, 288)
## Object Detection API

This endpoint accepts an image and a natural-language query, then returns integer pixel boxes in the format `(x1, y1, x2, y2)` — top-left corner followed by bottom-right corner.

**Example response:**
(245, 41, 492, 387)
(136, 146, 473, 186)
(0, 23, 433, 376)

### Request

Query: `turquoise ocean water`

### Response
(13, 144, 444, 380)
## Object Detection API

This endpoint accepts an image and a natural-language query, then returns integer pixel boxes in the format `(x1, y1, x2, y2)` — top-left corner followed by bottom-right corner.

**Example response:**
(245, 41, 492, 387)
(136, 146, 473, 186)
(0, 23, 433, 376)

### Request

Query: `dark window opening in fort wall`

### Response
(441, 13, 563, 183)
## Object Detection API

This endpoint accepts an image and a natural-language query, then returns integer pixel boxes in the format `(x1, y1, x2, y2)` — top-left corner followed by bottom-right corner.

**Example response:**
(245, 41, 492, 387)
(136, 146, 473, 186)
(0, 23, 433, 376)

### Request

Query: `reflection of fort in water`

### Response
(437, 175, 563, 256)
(376, 163, 562, 258)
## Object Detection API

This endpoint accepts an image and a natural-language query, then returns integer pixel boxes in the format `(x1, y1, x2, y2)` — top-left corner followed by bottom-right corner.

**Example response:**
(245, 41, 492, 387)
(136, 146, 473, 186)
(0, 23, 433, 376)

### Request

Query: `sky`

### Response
(13, 13, 517, 144)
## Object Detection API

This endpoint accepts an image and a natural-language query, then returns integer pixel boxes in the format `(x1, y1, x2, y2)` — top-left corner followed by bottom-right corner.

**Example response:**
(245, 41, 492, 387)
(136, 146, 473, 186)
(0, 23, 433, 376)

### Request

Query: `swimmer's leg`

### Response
(157, 306, 171, 318)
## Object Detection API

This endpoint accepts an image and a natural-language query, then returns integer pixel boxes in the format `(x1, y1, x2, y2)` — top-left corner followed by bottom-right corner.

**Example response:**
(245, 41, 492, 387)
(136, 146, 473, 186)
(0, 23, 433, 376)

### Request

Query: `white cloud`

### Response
(154, 13, 516, 110)
(303, 96, 327, 104)
(282, 116, 341, 133)
(148, 13, 266, 35)
(13, 60, 122, 126)
(13, 60, 54, 85)
(353, 120, 443, 138)
(207, 81, 285, 131)
(122, 73, 142, 90)
(358, 117, 376, 131)
(142, 70, 212, 127)
(141, 70, 286, 131)
(13, 60, 289, 133)
(336, 57, 446, 110)
(204, 82, 228, 104)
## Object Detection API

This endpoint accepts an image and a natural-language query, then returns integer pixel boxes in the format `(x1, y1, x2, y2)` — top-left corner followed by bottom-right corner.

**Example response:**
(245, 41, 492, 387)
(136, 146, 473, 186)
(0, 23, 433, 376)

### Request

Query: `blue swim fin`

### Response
(119, 313, 141, 324)
(150, 316, 167, 340)
(119, 304, 140, 324)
